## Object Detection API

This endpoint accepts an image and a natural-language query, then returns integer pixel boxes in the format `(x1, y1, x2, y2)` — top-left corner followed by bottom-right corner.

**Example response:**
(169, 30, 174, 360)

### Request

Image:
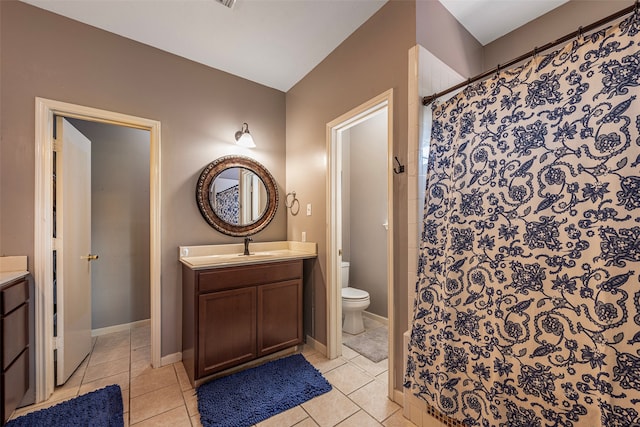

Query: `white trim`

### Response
(305, 335, 327, 356)
(91, 319, 151, 337)
(160, 352, 183, 366)
(326, 89, 395, 399)
(362, 311, 389, 326)
(34, 97, 162, 403)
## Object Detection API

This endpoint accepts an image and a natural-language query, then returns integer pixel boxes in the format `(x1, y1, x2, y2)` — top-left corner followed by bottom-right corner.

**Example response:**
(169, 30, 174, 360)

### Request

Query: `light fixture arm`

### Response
(235, 122, 250, 141)
(234, 122, 256, 148)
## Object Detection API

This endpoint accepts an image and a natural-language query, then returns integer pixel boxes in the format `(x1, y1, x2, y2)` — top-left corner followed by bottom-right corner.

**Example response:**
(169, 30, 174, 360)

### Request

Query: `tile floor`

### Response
(11, 323, 417, 426)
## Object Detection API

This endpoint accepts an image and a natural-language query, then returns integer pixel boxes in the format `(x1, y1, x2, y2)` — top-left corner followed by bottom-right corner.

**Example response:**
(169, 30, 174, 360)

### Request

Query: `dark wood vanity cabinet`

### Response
(1, 277, 29, 424)
(182, 260, 303, 386)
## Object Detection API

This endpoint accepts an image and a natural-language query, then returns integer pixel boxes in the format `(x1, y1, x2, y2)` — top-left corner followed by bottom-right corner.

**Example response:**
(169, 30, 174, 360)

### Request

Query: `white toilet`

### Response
(341, 261, 370, 335)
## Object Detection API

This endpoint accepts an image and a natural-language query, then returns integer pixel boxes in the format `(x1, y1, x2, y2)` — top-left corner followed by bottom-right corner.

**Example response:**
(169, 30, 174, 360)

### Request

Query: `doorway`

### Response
(326, 89, 394, 398)
(34, 98, 162, 403)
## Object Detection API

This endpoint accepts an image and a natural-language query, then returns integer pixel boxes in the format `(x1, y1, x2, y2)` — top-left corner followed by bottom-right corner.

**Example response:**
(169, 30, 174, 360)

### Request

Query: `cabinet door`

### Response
(198, 287, 257, 378)
(257, 279, 302, 356)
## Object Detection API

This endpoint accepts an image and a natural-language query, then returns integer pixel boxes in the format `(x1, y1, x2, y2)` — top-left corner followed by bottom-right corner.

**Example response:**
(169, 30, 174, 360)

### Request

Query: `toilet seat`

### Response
(342, 287, 369, 300)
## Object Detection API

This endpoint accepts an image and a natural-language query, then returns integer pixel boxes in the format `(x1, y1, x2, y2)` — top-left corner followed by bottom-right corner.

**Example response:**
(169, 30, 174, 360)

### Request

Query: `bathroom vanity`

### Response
(180, 241, 316, 386)
(0, 257, 30, 424)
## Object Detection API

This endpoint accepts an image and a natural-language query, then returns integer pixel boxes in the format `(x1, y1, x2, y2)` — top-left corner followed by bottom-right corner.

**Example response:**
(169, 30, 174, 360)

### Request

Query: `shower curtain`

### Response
(406, 11, 640, 427)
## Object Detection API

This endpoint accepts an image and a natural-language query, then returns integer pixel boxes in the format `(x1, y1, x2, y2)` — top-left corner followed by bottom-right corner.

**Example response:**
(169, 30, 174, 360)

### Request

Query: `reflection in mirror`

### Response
(209, 167, 268, 226)
(196, 155, 278, 237)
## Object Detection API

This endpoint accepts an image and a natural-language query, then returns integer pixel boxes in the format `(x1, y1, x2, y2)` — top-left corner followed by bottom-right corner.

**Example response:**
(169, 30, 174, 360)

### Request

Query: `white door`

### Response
(55, 117, 93, 385)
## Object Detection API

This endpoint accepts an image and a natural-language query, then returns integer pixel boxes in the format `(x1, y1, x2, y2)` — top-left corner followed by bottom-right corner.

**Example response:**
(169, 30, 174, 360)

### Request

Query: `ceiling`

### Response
(20, 0, 569, 92)
(439, 0, 569, 45)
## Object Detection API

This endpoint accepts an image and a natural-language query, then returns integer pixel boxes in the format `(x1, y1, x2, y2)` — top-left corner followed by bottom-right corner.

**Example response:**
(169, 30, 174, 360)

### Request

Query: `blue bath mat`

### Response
(7, 384, 123, 427)
(197, 353, 332, 427)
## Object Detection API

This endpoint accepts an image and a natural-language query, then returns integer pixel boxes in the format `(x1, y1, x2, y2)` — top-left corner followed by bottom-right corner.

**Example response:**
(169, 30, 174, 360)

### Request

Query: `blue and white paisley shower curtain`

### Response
(405, 11, 640, 427)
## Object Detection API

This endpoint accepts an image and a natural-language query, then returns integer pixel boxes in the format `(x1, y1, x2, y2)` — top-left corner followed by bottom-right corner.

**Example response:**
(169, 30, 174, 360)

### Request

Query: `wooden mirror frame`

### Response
(196, 155, 278, 237)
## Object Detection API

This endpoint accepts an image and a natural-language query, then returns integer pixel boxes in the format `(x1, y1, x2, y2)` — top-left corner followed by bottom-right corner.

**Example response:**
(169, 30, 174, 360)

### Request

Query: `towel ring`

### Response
(285, 191, 300, 216)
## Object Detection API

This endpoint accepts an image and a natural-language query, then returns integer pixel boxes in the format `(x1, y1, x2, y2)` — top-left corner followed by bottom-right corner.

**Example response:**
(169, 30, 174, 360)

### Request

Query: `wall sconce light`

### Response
(235, 122, 256, 148)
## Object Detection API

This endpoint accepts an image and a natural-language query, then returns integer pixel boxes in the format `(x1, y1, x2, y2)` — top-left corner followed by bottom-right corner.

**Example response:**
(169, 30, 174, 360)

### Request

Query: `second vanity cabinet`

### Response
(182, 259, 303, 386)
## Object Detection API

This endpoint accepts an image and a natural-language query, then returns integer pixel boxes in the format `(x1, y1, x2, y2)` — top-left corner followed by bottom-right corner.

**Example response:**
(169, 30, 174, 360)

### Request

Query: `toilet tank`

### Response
(341, 261, 349, 288)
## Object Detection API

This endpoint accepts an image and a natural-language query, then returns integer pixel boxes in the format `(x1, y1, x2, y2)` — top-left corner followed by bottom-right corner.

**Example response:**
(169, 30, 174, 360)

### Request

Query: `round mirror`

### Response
(196, 155, 278, 236)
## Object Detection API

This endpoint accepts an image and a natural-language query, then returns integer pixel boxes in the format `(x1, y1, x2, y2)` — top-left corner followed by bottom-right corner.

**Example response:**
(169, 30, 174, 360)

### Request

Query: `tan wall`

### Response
(416, 0, 484, 79)
(485, 0, 630, 70)
(0, 1, 286, 357)
(285, 0, 415, 391)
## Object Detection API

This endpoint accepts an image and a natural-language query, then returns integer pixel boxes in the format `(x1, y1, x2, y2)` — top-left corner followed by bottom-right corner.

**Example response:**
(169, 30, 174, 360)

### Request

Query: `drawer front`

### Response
(3, 348, 28, 424)
(1, 279, 28, 315)
(198, 260, 302, 293)
(3, 304, 28, 370)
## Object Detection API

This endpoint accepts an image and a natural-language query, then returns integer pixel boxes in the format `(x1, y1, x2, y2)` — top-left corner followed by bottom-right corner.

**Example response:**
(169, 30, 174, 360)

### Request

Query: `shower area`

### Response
(404, 6, 640, 427)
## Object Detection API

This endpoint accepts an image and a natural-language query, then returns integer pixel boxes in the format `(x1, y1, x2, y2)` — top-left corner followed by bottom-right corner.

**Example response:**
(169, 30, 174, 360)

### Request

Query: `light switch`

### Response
(306, 203, 312, 216)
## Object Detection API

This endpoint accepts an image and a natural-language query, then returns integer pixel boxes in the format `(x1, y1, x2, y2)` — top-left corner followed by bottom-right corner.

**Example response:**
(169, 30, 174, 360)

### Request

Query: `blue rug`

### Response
(7, 385, 123, 427)
(197, 353, 332, 427)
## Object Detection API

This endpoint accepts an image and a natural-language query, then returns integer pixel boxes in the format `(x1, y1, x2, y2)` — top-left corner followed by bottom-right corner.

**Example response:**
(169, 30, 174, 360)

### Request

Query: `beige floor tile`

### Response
(294, 418, 320, 427)
(174, 362, 193, 391)
(65, 355, 90, 386)
(130, 405, 191, 427)
(129, 383, 184, 424)
(349, 379, 400, 422)
(382, 410, 417, 427)
(336, 410, 383, 426)
(300, 345, 319, 357)
(121, 387, 130, 414)
(341, 345, 360, 360)
(351, 355, 388, 377)
(130, 365, 178, 398)
(131, 345, 151, 363)
(84, 356, 130, 383)
(131, 358, 153, 378)
(183, 389, 199, 417)
(131, 326, 151, 350)
(256, 405, 309, 427)
(94, 330, 130, 351)
(324, 363, 374, 395)
(89, 344, 131, 367)
(79, 371, 130, 395)
(304, 353, 347, 373)
(191, 414, 204, 427)
(301, 388, 359, 427)
(47, 382, 80, 403)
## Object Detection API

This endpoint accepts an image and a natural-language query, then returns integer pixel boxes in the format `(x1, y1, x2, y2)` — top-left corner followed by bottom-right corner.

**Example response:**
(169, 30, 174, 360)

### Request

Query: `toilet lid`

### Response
(342, 287, 369, 299)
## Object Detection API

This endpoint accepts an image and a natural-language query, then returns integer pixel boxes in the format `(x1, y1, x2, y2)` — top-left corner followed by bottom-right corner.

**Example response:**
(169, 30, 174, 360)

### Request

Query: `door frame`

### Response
(325, 89, 394, 398)
(34, 97, 162, 402)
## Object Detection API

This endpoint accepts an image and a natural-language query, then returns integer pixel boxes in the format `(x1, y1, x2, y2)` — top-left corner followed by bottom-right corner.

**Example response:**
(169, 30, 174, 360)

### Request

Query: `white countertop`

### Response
(0, 256, 29, 287)
(0, 271, 29, 287)
(179, 241, 317, 270)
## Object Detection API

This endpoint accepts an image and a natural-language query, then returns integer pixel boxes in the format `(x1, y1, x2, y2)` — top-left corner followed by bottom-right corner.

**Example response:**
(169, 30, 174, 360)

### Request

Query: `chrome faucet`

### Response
(243, 237, 253, 256)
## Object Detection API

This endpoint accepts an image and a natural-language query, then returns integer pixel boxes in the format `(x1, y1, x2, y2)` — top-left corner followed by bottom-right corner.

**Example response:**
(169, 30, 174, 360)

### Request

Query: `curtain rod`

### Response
(422, 2, 638, 106)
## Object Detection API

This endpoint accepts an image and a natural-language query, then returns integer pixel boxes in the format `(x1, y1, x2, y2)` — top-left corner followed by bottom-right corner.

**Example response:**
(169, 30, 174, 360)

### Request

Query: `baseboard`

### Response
(91, 319, 150, 337)
(161, 352, 182, 366)
(363, 311, 389, 326)
(305, 335, 327, 356)
(393, 388, 404, 406)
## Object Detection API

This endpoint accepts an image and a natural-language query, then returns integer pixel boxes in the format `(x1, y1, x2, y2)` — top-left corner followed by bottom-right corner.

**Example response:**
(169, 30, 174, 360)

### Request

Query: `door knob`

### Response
(81, 254, 99, 261)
